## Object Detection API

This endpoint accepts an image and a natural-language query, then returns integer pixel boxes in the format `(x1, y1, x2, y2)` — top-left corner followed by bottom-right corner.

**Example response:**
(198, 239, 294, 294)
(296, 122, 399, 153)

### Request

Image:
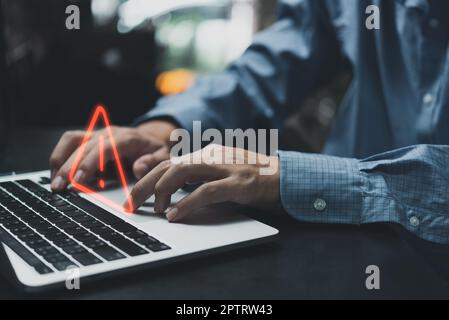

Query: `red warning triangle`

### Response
(68, 105, 135, 212)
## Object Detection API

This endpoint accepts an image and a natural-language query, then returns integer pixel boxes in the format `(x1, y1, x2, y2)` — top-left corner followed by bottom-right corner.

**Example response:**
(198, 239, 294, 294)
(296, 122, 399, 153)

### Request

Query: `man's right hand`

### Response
(49, 121, 177, 191)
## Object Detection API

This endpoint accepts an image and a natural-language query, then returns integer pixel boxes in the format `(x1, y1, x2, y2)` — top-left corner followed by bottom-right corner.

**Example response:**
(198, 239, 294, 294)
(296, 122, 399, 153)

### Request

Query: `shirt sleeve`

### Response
(278, 145, 449, 244)
(134, 0, 342, 133)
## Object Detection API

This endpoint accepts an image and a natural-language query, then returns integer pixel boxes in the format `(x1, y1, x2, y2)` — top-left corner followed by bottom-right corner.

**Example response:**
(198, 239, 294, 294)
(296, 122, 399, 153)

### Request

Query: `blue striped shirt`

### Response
(136, 0, 449, 243)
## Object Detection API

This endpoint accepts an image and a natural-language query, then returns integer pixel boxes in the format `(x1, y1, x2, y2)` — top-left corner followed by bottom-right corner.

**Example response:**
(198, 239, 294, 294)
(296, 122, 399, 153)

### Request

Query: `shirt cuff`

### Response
(278, 151, 366, 224)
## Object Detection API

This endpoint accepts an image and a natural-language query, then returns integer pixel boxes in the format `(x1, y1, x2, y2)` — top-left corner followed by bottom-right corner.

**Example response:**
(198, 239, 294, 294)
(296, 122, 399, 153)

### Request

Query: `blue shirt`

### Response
(136, 0, 449, 243)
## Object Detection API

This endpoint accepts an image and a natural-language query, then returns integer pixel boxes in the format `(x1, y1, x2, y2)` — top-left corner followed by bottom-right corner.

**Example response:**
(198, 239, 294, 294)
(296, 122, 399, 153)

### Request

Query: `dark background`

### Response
(1, 0, 157, 127)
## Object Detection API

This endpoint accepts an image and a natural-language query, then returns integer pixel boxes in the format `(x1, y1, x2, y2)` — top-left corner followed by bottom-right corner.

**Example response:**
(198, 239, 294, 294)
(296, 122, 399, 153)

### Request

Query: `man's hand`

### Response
(50, 121, 176, 191)
(128, 144, 280, 222)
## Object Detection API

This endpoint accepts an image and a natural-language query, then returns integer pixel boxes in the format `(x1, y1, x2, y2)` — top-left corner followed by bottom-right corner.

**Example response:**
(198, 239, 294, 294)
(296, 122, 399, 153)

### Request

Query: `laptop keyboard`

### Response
(0, 179, 170, 274)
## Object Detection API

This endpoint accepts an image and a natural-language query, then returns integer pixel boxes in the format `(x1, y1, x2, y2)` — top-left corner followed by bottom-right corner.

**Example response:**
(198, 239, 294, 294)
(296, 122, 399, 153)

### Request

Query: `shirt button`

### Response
(313, 198, 327, 212)
(429, 18, 439, 29)
(409, 216, 420, 227)
(423, 93, 434, 105)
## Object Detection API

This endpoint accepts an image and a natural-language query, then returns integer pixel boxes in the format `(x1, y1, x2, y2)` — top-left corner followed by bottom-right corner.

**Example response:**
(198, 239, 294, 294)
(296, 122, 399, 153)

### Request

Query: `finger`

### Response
(166, 178, 234, 222)
(51, 138, 97, 191)
(133, 147, 169, 179)
(153, 163, 225, 213)
(49, 131, 85, 178)
(70, 137, 116, 185)
(127, 160, 172, 210)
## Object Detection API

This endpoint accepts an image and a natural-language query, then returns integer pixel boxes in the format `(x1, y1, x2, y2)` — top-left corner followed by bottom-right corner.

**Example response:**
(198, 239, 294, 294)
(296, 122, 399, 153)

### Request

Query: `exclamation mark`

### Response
(99, 134, 105, 189)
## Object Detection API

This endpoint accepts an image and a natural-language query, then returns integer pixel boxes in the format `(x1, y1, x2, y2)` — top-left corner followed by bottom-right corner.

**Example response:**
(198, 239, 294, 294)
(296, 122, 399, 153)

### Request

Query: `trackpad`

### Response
(96, 187, 190, 223)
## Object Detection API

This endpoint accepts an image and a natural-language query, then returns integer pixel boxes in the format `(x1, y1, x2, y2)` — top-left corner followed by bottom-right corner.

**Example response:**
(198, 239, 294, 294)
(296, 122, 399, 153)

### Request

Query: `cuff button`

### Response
(409, 216, 420, 227)
(313, 198, 327, 212)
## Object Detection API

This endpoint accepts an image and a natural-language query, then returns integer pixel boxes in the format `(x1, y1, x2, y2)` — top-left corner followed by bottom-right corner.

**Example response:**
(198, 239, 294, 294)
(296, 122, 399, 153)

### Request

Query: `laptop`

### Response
(0, 2, 277, 292)
(0, 171, 278, 291)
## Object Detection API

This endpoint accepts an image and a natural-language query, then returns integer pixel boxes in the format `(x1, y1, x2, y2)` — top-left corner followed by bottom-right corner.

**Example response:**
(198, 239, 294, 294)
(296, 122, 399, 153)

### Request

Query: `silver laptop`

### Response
(0, 170, 278, 291)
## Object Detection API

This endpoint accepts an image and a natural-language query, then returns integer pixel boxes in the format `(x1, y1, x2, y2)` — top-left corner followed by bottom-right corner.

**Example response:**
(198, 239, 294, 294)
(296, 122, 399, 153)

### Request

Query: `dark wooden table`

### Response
(1, 128, 449, 299)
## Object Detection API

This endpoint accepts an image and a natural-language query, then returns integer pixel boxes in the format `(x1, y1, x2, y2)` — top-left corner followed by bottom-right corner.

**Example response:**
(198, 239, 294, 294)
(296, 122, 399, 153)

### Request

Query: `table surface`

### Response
(1, 127, 449, 299)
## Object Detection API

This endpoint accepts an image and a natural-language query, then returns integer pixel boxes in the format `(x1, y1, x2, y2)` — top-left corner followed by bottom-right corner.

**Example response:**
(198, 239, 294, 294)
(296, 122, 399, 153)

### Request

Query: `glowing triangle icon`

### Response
(69, 105, 135, 212)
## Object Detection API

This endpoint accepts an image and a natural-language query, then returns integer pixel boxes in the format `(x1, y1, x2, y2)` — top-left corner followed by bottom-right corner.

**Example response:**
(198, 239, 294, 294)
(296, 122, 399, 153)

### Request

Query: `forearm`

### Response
(135, 0, 340, 134)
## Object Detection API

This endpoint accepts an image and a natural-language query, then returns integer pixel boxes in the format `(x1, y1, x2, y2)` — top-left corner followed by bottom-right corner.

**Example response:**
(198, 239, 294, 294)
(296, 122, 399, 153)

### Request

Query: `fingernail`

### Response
(166, 207, 178, 221)
(123, 198, 134, 212)
(74, 170, 85, 183)
(51, 176, 65, 190)
(123, 193, 134, 207)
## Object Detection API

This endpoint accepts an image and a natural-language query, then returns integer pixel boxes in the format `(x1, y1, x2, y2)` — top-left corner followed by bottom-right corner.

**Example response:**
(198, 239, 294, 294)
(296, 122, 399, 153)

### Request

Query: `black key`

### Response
(17, 233, 41, 243)
(64, 210, 84, 218)
(45, 252, 70, 263)
(111, 222, 137, 233)
(62, 245, 88, 255)
(0, 182, 22, 194)
(41, 194, 62, 202)
(71, 214, 94, 223)
(52, 237, 78, 248)
(0, 215, 15, 223)
(20, 215, 43, 224)
(52, 260, 77, 271)
(31, 220, 54, 232)
(110, 239, 148, 256)
(41, 228, 64, 238)
(26, 238, 51, 249)
(90, 225, 113, 235)
(39, 209, 62, 219)
(98, 230, 123, 241)
(57, 190, 80, 200)
(9, 224, 29, 234)
(38, 177, 52, 185)
(72, 231, 94, 241)
(57, 220, 79, 230)
(83, 238, 107, 249)
(79, 219, 103, 229)
(46, 214, 70, 223)
(93, 246, 126, 261)
(49, 199, 67, 207)
(3, 219, 22, 228)
(13, 208, 33, 217)
(145, 242, 171, 252)
(57, 204, 76, 212)
(35, 246, 60, 256)
(71, 252, 102, 266)
(64, 226, 88, 236)
(124, 230, 147, 240)
(134, 236, 159, 246)
(3, 199, 21, 209)
(27, 202, 51, 211)
(34, 265, 53, 274)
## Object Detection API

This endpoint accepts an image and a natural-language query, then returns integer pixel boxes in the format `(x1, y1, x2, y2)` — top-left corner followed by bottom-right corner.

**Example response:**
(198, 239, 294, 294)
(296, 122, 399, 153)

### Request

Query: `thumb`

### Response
(133, 147, 169, 179)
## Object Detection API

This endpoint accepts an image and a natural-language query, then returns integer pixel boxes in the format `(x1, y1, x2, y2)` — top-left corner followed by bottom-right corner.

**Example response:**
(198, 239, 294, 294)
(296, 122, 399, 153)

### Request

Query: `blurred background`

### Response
(0, 0, 350, 172)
